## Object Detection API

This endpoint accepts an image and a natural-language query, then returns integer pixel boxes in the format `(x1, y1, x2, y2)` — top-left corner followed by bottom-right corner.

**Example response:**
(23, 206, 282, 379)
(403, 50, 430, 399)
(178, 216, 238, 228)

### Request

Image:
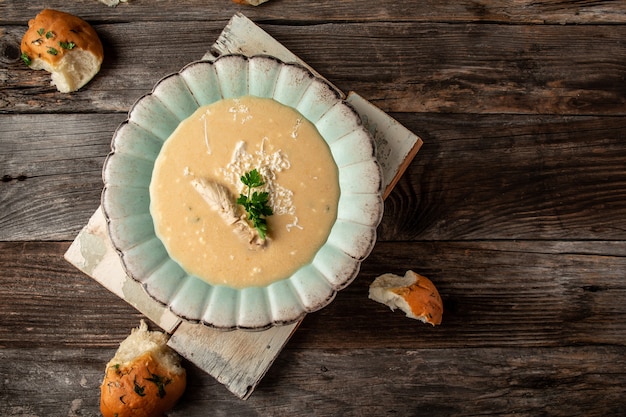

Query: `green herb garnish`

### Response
(146, 373, 172, 398)
(37, 28, 45, 36)
(45, 31, 55, 39)
(237, 169, 273, 240)
(59, 41, 76, 50)
(21, 53, 32, 66)
(47, 47, 58, 56)
(133, 379, 146, 397)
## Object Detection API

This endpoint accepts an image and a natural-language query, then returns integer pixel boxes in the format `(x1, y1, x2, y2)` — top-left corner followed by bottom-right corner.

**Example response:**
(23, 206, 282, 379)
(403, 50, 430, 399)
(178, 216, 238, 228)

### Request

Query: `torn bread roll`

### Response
(100, 320, 186, 417)
(369, 270, 443, 325)
(20, 9, 103, 93)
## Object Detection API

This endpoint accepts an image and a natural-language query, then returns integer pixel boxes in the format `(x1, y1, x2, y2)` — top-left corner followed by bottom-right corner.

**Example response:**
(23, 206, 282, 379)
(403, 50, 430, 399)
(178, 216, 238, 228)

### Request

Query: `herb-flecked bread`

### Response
(20, 9, 103, 93)
(100, 321, 187, 417)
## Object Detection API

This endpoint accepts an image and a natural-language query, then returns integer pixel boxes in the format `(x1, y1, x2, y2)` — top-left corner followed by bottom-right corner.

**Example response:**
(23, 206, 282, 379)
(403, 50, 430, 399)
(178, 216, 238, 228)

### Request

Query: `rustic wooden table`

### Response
(2, 1, 626, 416)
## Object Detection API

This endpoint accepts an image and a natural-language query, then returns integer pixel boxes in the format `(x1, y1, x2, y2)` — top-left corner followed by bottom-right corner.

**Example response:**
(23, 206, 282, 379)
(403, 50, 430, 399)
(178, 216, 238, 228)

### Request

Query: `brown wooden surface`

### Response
(1, 1, 626, 416)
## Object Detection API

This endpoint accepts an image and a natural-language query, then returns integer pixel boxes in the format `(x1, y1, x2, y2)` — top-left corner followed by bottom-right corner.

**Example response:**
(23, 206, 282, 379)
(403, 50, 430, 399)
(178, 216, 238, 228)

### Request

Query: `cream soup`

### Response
(149, 96, 339, 288)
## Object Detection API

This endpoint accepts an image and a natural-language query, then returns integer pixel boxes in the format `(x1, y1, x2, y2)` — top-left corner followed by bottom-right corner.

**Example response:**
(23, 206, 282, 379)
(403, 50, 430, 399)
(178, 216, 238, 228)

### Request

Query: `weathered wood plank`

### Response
(1, 345, 624, 416)
(0, 242, 143, 349)
(382, 113, 626, 241)
(2, 113, 626, 241)
(260, 346, 626, 417)
(275, 22, 626, 115)
(2, 0, 626, 25)
(0, 114, 120, 240)
(2, 241, 625, 350)
(2, 22, 625, 115)
(304, 239, 626, 349)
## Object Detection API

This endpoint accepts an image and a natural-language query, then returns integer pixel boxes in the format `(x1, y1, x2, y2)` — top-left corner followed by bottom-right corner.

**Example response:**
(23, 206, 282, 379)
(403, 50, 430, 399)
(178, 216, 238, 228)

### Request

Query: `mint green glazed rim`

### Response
(102, 54, 383, 330)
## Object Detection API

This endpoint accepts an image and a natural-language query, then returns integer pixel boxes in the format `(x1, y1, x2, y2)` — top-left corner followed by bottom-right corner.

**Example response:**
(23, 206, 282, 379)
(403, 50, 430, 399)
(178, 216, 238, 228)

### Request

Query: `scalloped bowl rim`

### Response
(101, 54, 383, 330)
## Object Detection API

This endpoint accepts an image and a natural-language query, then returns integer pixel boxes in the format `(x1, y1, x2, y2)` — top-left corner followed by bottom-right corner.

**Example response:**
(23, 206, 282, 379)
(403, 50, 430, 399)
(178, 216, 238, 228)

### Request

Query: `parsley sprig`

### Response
(237, 169, 273, 240)
(146, 372, 172, 398)
(59, 41, 76, 50)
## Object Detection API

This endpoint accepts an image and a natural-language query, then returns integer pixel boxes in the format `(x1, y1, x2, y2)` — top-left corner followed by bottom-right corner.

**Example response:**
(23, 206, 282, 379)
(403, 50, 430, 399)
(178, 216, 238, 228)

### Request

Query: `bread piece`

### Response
(20, 9, 103, 93)
(369, 270, 443, 325)
(100, 320, 186, 417)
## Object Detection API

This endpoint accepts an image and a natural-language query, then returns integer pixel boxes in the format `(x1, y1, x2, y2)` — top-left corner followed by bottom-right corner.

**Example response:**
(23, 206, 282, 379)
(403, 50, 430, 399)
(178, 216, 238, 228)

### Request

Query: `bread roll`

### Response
(100, 321, 186, 417)
(20, 9, 103, 93)
(369, 270, 443, 325)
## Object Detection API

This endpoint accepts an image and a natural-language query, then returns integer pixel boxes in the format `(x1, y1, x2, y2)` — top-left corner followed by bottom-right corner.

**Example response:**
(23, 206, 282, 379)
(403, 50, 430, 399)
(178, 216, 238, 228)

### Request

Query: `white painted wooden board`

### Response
(64, 12, 422, 400)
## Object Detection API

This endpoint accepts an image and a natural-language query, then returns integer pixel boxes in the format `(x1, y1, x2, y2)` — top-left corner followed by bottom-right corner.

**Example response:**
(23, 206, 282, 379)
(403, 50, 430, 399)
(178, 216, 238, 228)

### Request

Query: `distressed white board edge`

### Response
(204, 12, 344, 97)
(63, 205, 300, 399)
(63, 208, 181, 334)
(206, 13, 297, 63)
(346, 92, 423, 199)
(168, 320, 300, 399)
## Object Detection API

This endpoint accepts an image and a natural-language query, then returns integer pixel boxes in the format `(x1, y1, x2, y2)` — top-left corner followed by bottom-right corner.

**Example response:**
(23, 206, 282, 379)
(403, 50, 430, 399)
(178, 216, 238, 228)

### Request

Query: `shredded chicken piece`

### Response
(191, 178, 266, 248)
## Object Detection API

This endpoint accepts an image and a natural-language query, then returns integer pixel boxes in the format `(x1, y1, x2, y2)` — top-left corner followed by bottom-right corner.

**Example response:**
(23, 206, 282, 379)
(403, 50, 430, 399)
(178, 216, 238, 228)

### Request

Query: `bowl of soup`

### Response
(102, 54, 383, 330)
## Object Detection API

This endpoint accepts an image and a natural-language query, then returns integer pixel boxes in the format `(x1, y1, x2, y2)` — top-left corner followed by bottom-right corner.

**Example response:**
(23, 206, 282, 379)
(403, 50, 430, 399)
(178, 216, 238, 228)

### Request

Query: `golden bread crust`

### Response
(20, 9, 103, 68)
(100, 351, 186, 417)
(391, 272, 443, 325)
(369, 270, 444, 325)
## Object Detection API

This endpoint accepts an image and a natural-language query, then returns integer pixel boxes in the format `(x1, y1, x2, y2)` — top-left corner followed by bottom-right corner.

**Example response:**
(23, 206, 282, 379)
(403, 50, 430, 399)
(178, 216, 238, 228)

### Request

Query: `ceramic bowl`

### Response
(102, 54, 383, 330)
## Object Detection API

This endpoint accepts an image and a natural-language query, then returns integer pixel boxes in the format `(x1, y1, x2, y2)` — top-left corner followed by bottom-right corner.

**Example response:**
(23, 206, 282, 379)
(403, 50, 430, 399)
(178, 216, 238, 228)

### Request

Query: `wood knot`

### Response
(0, 39, 22, 64)
(2, 174, 28, 182)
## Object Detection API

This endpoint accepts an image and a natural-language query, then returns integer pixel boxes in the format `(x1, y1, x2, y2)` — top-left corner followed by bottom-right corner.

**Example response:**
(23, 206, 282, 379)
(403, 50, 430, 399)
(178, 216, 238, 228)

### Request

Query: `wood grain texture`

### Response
(2, 241, 625, 350)
(1, 345, 625, 417)
(382, 113, 626, 240)
(0, 114, 119, 240)
(2, 114, 625, 241)
(3, 0, 626, 24)
(2, 22, 626, 115)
